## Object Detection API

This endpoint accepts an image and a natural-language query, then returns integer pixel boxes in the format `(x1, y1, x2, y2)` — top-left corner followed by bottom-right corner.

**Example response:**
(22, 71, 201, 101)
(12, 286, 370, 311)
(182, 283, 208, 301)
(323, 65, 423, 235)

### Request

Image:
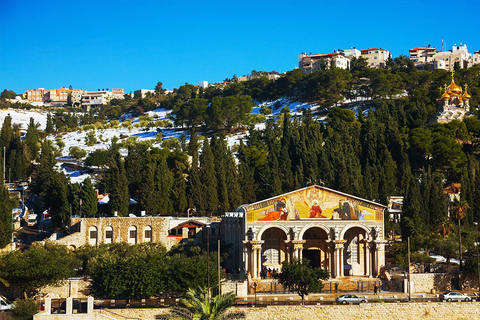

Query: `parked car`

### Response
(439, 291, 472, 302)
(0, 295, 13, 311)
(337, 294, 367, 304)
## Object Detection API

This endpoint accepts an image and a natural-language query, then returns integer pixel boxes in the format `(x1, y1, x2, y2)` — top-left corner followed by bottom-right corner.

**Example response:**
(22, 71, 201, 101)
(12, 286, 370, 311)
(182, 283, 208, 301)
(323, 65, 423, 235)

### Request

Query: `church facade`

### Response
(222, 185, 386, 279)
(436, 71, 472, 123)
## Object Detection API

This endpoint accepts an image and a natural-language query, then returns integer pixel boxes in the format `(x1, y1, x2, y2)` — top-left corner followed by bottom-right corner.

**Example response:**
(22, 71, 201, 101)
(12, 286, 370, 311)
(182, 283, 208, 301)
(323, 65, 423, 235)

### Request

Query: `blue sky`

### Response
(1, 0, 479, 93)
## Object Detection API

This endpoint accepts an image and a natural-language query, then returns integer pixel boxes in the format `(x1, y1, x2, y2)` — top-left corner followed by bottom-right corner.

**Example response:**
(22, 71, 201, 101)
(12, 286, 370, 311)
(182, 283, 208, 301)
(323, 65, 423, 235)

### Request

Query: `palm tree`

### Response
(0, 260, 9, 287)
(451, 199, 470, 271)
(158, 287, 244, 320)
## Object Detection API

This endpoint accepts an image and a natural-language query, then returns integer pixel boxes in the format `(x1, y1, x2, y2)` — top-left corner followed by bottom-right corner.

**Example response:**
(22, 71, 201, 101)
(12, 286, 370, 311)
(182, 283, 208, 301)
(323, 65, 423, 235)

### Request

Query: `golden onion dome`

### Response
(448, 80, 462, 95)
(441, 91, 451, 100)
(463, 84, 471, 100)
(447, 71, 462, 95)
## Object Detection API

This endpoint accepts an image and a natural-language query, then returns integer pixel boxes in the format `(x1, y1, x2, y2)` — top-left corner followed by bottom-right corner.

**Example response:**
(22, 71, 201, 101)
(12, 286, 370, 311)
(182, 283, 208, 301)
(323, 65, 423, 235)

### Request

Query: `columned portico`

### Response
(230, 185, 387, 282)
(291, 240, 306, 260)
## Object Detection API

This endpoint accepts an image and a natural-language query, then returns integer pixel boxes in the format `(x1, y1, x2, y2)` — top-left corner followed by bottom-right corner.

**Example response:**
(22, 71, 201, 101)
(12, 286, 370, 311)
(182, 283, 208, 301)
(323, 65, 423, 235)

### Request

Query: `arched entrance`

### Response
(343, 227, 369, 276)
(301, 227, 329, 270)
(261, 227, 287, 272)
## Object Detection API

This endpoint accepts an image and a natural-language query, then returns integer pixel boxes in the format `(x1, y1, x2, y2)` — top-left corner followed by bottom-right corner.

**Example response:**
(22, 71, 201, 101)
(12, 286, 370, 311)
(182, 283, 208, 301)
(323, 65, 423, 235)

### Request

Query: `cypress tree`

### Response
(226, 147, 243, 210)
(0, 183, 13, 247)
(156, 156, 174, 215)
(45, 113, 54, 134)
(104, 152, 129, 216)
(81, 178, 98, 217)
(211, 136, 230, 212)
(199, 139, 218, 213)
(187, 132, 204, 213)
(401, 173, 423, 241)
(141, 154, 160, 214)
(171, 155, 188, 215)
(25, 117, 40, 161)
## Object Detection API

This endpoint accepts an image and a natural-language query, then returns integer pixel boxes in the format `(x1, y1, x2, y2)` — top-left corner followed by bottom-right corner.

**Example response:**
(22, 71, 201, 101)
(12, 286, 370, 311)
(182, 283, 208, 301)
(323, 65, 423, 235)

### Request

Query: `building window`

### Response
(105, 226, 113, 244)
(144, 226, 152, 242)
(263, 229, 281, 265)
(88, 226, 98, 246)
(128, 226, 137, 244)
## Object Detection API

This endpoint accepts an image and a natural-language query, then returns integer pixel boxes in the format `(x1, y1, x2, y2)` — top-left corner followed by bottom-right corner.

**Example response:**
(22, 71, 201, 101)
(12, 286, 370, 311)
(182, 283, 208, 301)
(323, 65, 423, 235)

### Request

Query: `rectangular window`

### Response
(106, 231, 113, 239)
(130, 230, 137, 238)
(90, 230, 97, 239)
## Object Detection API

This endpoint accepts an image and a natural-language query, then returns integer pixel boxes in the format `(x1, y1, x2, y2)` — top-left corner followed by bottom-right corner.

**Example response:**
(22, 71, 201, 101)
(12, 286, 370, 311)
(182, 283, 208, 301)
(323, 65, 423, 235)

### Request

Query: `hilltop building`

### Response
(299, 52, 351, 73)
(409, 43, 479, 70)
(360, 48, 390, 68)
(25, 87, 83, 104)
(299, 47, 390, 72)
(81, 90, 113, 111)
(435, 71, 472, 123)
(409, 45, 437, 69)
(134, 89, 155, 98)
(223, 185, 386, 279)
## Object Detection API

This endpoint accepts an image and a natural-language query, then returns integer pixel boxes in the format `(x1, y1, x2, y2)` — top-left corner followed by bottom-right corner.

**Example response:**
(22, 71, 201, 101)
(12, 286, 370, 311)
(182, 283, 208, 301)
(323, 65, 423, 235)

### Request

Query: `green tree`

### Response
(103, 152, 129, 216)
(274, 259, 330, 305)
(81, 178, 98, 217)
(0, 184, 13, 248)
(199, 139, 218, 213)
(45, 113, 54, 134)
(0, 243, 78, 297)
(24, 117, 40, 161)
(69, 146, 87, 159)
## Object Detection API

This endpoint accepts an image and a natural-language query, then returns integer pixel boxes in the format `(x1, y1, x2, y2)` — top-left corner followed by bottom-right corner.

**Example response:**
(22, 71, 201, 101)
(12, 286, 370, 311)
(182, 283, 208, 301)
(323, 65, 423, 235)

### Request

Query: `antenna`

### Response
(441, 37, 444, 51)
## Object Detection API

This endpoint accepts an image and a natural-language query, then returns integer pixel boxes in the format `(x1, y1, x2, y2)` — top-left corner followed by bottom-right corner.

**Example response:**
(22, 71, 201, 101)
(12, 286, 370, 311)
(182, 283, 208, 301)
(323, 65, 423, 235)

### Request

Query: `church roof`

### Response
(240, 185, 387, 209)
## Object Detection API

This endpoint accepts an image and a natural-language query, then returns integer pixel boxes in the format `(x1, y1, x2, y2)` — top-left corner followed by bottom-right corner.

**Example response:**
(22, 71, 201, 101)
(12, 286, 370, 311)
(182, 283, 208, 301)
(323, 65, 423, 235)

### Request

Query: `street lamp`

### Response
(474, 222, 480, 299)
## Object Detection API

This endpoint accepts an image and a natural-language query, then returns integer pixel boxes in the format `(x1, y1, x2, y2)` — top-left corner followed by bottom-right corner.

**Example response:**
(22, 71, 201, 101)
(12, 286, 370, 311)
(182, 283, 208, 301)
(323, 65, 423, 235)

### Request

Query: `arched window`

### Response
(88, 226, 98, 246)
(262, 229, 282, 265)
(105, 226, 113, 244)
(128, 226, 137, 244)
(144, 226, 152, 242)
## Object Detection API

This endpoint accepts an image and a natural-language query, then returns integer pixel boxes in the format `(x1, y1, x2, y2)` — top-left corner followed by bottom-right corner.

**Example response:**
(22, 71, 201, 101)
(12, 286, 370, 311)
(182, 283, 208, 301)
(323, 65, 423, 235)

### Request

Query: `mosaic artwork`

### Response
(245, 186, 384, 222)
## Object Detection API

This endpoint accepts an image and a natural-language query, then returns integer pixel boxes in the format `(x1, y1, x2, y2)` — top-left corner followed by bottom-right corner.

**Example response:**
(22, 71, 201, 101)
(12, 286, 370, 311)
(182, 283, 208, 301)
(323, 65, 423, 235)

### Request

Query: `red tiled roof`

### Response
(361, 48, 387, 52)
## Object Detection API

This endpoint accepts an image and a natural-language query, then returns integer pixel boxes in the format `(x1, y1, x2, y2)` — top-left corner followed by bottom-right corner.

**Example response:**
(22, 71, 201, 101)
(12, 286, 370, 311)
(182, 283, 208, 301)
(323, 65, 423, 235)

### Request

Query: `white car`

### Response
(0, 295, 13, 311)
(337, 294, 367, 304)
(439, 291, 472, 302)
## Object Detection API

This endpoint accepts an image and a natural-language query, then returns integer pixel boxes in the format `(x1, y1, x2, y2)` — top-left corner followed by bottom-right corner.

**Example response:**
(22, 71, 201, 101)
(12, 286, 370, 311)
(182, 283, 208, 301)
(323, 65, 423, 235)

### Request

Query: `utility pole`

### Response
(207, 225, 210, 292)
(408, 237, 411, 301)
(475, 222, 480, 299)
(218, 239, 221, 295)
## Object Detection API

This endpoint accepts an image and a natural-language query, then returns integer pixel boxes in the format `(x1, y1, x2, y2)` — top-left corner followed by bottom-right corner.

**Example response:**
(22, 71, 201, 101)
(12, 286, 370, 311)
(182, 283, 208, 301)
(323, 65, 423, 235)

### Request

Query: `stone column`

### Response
(364, 240, 371, 277)
(373, 240, 387, 276)
(87, 297, 94, 315)
(251, 240, 264, 279)
(291, 240, 306, 261)
(44, 298, 51, 315)
(284, 240, 291, 264)
(333, 240, 346, 278)
(66, 297, 73, 315)
(242, 240, 250, 276)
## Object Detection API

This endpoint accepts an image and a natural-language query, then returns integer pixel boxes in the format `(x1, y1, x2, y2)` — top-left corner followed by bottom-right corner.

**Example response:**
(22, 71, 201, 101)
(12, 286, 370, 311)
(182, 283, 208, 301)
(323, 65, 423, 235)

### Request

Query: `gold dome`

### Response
(441, 90, 451, 100)
(447, 71, 462, 95)
(462, 84, 471, 100)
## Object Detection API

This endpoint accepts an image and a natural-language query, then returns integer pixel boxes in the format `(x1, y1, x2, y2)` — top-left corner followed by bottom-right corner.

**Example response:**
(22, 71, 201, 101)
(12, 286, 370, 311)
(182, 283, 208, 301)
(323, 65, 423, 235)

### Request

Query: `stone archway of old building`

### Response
(301, 227, 329, 270)
(260, 227, 287, 273)
(343, 226, 369, 276)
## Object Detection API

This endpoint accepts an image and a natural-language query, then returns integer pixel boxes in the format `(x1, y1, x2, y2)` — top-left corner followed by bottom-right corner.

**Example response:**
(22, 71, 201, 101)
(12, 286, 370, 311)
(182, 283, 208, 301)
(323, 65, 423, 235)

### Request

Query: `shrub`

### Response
(11, 299, 38, 320)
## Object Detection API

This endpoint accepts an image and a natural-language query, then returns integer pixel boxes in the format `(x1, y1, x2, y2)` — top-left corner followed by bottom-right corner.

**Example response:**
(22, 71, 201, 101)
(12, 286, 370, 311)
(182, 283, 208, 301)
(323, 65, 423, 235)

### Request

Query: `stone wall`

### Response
(108, 302, 480, 320)
(410, 273, 453, 293)
(54, 217, 181, 250)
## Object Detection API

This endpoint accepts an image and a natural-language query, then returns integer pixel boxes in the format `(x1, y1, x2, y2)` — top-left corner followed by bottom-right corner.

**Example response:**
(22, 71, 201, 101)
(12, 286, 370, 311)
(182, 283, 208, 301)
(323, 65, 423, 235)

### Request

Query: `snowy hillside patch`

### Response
(0, 108, 48, 130)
